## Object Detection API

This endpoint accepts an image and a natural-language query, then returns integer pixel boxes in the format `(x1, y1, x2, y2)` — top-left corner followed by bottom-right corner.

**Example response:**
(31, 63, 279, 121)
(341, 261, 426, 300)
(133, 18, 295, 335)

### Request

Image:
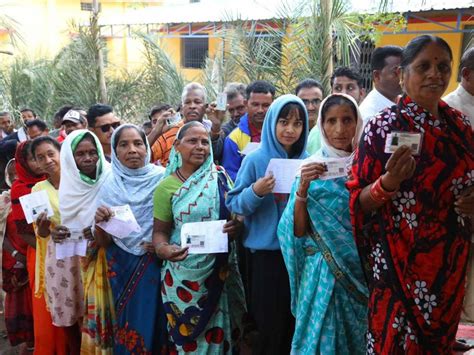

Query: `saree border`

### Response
(309, 231, 368, 305)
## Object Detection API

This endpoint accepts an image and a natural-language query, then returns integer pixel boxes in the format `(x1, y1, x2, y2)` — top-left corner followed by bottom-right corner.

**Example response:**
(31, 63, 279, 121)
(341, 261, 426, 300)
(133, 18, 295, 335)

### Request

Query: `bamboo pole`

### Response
(92, 0, 108, 103)
(321, 0, 333, 94)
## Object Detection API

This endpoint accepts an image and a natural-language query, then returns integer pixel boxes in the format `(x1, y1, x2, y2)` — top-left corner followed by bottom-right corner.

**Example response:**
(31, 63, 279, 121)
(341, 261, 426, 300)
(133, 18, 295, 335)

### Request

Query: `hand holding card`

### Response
(97, 205, 141, 239)
(216, 93, 227, 111)
(383, 145, 417, 191)
(19, 190, 54, 224)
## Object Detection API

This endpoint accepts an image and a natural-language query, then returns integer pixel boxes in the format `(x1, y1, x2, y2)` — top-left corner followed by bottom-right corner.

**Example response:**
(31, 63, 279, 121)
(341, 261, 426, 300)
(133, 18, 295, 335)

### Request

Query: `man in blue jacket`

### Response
(222, 80, 275, 181)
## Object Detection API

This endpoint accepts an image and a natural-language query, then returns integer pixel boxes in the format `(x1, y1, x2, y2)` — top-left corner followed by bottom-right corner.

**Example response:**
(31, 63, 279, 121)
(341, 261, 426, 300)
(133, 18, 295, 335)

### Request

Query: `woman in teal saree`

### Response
(277, 94, 368, 354)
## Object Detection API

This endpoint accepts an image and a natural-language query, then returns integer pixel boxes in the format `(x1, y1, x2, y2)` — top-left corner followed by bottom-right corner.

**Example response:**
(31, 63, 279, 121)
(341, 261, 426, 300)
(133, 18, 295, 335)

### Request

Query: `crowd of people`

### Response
(0, 34, 472, 355)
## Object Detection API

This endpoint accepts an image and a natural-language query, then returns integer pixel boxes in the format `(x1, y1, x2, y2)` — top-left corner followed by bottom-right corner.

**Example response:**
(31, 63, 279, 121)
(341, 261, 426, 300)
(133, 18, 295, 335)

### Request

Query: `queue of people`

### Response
(0, 35, 473, 355)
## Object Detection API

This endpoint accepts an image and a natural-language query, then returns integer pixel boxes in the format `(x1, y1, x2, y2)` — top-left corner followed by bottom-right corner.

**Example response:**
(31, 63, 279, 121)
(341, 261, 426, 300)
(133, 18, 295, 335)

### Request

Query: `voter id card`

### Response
(166, 112, 181, 126)
(320, 159, 348, 180)
(384, 132, 422, 156)
(111, 205, 133, 221)
(216, 93, 227, 111)
(68, 227, 85, 240)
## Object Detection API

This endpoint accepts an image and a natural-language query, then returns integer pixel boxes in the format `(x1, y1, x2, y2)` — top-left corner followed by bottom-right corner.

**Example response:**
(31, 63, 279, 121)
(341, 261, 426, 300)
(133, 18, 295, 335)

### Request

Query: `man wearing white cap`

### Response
(60, 109, 88, 141)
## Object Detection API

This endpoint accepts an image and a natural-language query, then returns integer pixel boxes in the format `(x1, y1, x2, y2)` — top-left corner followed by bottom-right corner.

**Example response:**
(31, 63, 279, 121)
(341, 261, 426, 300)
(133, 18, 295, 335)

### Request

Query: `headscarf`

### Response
(10, 142, 46, 227)
(4, 159, 15, 188)
(59, 130, 110, 230)
(96, 124, 165, 255)
(259, 94, 309, 160)
(3, 142, 45, 291)
(314, 93, 363, 159)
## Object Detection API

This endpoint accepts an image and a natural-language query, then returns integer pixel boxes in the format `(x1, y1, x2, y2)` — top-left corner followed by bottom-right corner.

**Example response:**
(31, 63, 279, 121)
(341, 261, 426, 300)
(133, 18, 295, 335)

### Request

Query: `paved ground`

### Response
(1, 318, 473, 354)
(0, 306, 20, 355)
(456, 323, 474, 355)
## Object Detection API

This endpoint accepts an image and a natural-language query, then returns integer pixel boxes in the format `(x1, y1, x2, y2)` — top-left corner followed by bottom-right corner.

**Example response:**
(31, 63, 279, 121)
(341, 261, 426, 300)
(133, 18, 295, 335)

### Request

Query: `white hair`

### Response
(181, 82, 207, 104)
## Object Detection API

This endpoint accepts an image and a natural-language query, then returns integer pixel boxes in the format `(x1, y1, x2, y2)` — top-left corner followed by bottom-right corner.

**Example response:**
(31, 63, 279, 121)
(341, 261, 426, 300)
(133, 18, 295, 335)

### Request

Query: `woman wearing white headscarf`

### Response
(60, 130, 111, 353)
(277, 94, 368, 354)
(94, 124, 168, 354)
(56, 129, 115, 354)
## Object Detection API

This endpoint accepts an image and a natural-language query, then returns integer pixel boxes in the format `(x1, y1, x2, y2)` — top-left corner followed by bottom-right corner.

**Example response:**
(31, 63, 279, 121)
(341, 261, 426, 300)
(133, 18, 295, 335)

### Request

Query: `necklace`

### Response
(175, 168, 188, 183)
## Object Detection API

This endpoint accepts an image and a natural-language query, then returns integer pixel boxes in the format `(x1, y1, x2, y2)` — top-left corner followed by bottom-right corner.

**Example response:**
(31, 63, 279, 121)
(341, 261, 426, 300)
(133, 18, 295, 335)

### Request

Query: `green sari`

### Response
(154, 148, 246, 354)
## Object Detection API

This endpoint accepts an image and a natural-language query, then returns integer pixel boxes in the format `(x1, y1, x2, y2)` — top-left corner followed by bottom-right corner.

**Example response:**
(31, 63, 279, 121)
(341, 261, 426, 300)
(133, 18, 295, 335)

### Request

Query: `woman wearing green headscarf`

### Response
(58, 130, 113, 354)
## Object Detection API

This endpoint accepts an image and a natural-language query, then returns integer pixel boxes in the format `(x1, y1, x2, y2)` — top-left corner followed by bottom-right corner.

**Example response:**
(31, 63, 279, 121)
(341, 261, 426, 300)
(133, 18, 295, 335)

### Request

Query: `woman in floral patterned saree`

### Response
(348, 35, 474, 353)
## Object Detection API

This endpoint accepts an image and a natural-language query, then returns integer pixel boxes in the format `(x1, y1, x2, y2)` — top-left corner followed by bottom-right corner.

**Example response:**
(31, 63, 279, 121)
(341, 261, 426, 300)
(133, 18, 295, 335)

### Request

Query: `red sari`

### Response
(9, 142, 67, 354)
(2, 211, 33, 346)
(348, 95, 474, 354)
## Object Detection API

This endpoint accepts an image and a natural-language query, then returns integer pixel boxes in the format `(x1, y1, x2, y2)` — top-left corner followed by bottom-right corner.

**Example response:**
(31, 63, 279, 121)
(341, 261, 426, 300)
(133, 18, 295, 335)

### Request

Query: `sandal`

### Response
(454, 339, 474, 351)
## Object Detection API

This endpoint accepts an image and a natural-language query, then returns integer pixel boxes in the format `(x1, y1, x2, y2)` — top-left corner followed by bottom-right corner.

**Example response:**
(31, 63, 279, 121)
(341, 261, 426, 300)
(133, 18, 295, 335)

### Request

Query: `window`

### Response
(80, 2, 101, 12)
(459, 25, 473, 80)
(461, 25, 474, 52)
(358, 40, 376, 91)
(334, 38, 375, 91)
(254, 32, 283, 68)
(181, 37, 208, 69)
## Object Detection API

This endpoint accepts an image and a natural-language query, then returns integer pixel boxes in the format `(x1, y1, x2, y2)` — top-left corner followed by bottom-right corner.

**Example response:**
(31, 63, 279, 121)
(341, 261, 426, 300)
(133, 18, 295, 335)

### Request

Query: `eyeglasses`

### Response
(302, 98, 322, 106)
(95, 122, 120, 133)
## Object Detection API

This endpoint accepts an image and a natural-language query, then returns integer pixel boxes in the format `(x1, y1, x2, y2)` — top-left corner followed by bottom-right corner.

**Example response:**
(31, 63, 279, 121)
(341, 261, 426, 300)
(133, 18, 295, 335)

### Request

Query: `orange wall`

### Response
(377, 19, 474, 94)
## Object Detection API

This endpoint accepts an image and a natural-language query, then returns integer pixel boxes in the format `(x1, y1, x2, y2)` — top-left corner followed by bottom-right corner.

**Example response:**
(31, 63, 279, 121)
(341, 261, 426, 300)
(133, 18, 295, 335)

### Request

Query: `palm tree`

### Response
(200, 0, 403, 95)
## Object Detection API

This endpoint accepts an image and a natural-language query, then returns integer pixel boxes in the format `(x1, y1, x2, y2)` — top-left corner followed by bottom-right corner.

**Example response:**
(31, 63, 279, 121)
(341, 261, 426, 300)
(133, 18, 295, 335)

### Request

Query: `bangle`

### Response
(11, 250, 18, 258)
(369, 176, 398, 203)
(295, 191, 308, 202)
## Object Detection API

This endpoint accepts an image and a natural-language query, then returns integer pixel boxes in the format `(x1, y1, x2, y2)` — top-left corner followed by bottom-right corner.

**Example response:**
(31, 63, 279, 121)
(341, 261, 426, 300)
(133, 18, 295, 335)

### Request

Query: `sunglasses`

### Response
(95, 122, 120, 133)
(302, 98, 322, 106)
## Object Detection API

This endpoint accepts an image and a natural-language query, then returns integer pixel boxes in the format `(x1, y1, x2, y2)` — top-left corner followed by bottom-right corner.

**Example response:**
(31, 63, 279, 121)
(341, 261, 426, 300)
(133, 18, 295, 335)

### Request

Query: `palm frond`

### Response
(0, 57, 55, 123)
(0, 12, 24, 49)
(138, 33, 186, 109)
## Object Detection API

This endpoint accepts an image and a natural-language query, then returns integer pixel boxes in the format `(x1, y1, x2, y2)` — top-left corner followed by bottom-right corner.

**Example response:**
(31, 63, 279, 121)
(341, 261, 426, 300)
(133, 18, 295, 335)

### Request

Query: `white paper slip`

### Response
(56, 239, 88, 260)
(216, 93, 227, 111)
(384, 131, 422, 155)
(240, 142, 260, 156)
(180, 220, 228, 254)
(97, 205, 141, 239)
(265, 158, 304, 194)
(19, 190, 54, 224)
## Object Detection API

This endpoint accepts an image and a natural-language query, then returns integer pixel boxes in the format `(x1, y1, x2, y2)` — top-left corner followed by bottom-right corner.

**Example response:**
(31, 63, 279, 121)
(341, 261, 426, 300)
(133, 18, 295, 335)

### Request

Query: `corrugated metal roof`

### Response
(96, 0, 474, 26)
(98, 0, 284, 26)
(351, 0, 474, 14)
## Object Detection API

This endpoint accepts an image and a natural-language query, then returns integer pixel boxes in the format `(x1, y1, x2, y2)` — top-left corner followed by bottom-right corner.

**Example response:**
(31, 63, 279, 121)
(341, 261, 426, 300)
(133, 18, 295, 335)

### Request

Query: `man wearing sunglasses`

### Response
(87, 104, 121, 162)
(295, 78, 324, 154)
